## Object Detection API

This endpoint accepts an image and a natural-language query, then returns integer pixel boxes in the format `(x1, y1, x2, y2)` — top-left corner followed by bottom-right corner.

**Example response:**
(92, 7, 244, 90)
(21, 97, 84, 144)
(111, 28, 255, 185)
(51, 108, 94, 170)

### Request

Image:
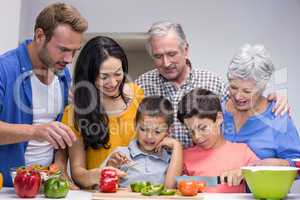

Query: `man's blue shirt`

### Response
(0, 40, 71, 187)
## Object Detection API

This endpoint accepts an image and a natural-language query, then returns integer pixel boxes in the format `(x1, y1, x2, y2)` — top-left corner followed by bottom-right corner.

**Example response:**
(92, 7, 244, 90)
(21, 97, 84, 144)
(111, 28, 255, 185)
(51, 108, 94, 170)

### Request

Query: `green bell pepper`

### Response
(141, 187, 154, 196)
(141, 184, 165, 196)
(131, 182, 176, 196)
(44, 177, 70, 198)
(159, 189, 176, 195)
(150, 184, 164, 194)
(130, 181, 151, 192)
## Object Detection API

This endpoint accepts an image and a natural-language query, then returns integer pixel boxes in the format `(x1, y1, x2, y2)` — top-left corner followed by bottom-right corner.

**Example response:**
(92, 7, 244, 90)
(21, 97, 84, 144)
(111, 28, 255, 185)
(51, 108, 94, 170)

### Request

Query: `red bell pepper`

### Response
(99, 169, 118, 193)
(14, 170, 41, 198)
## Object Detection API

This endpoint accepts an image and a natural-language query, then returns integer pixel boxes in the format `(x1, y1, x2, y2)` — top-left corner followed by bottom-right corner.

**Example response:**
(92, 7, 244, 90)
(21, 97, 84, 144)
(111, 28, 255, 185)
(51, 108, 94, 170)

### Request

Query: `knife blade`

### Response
(195, 176, 225, 186)
(120, 161, 137, 172)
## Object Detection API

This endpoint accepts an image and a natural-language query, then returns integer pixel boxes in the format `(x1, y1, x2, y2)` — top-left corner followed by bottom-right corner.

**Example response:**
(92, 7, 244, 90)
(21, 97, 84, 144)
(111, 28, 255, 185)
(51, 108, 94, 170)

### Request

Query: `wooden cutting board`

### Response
(92, 189, 204, 200)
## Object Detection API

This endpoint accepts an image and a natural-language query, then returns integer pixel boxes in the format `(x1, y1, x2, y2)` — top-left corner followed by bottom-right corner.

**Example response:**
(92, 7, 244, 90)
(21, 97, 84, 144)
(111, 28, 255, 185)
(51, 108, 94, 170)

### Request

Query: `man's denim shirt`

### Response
(0, 40, 71, 187)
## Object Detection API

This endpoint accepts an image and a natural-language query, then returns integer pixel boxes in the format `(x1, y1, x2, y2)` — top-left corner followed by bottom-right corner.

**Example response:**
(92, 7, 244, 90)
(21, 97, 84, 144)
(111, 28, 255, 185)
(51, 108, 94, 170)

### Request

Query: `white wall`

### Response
(0, 0, 21, 54)
(19, 0, 300, 130)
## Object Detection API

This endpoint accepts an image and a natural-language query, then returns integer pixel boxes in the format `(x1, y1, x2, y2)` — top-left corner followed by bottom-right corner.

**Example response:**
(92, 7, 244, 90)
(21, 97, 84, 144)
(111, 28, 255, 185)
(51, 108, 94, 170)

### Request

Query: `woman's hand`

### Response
(267, 92, 290, 116)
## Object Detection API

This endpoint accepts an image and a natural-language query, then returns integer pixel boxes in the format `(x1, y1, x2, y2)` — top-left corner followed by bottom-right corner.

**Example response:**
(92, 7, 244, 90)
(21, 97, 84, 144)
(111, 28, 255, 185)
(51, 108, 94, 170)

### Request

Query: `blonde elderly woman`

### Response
(223, 44, 300, 166)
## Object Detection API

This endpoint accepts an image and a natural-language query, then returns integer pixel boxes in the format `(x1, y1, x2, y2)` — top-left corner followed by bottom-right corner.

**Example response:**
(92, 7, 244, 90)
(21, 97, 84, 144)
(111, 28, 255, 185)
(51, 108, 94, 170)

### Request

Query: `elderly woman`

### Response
(223, 44, 300, 166)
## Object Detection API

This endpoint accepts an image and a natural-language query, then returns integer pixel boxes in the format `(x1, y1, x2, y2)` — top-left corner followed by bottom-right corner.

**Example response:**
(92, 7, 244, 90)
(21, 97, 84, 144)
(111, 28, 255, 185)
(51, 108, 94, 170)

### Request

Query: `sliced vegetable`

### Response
(159, 189, 177, 195)
(140, 184, 164, 196)
(196, 180, 206, 193)
(150, 184, 165, 194)
(178, 180, 198, 196)
(141, 187, 156, 196)
(130, 181, 151, 192)
(131, 181, 176, 196)
(99, 169, 118, 193)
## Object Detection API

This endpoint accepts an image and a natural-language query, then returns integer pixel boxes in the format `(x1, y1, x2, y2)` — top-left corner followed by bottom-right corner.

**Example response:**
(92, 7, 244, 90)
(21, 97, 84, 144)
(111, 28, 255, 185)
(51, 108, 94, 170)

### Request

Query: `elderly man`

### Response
(0, 3, 88, 187)
(136, 21, 288, 147)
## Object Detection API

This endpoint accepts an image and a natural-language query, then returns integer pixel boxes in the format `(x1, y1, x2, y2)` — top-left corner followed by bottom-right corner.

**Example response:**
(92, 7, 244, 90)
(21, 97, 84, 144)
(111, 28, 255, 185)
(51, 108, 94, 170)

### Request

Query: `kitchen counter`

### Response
(0, 188, 91, 200)
(1, 187, 300, 200)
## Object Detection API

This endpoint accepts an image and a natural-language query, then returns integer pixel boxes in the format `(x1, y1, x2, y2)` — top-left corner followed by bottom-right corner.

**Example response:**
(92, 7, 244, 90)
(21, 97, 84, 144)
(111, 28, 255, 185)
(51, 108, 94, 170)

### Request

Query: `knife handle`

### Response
(217, 176, 228, 184)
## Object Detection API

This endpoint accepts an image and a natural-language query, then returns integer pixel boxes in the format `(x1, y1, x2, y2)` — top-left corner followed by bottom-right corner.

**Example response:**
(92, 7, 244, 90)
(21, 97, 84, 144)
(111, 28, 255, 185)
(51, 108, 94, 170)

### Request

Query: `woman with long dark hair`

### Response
(57, 36, 144, 188)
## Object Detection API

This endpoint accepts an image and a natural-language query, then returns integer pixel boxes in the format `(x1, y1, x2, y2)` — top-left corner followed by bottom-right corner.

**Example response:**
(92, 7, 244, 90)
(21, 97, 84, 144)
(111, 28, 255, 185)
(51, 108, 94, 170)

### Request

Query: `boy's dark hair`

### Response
(177, 89, 222, 123)
(135, 96, 173, 127)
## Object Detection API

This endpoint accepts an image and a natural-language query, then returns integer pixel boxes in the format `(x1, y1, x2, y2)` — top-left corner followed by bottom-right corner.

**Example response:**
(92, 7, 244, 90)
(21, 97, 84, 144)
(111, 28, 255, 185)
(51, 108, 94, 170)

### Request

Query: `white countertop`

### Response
(0, 188, 91, 200)
(1, 187, 300, 200)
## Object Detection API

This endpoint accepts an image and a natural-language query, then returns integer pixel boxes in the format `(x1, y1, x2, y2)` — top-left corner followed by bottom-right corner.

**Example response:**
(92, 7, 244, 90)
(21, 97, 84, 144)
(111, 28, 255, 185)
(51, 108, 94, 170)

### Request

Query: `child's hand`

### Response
(155, 137, 181, 153)
(106, 152, 130, 169)
(220, 169, 243, 186)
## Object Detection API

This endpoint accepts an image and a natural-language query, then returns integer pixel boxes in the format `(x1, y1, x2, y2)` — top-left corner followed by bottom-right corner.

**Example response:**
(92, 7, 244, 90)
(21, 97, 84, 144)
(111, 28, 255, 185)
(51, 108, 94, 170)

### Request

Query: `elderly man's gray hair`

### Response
(145, 21, 187, 56)
(227, 44, 275, 89)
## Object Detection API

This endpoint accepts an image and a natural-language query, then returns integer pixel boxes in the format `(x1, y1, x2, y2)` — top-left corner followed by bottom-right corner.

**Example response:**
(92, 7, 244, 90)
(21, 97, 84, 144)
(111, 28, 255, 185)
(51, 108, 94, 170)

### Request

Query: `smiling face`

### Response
(184, 113, 223, 149)
(150, 31, 189, 84)
(96, 56, 124, 98)
(36, 24, 82, 74)
(229, 78, 263, 112)
(136, 114, 169, 153)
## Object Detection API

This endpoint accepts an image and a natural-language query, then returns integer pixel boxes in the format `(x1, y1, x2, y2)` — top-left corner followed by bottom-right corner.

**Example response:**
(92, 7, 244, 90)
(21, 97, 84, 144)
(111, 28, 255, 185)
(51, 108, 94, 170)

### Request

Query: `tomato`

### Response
(196, 181, 206, 192)
(178, 180, 198, 196)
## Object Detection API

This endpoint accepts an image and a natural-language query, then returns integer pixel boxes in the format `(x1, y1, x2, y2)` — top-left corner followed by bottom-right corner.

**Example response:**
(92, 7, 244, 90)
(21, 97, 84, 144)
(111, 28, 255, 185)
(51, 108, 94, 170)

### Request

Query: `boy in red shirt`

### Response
(177, 88, 258, 193)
